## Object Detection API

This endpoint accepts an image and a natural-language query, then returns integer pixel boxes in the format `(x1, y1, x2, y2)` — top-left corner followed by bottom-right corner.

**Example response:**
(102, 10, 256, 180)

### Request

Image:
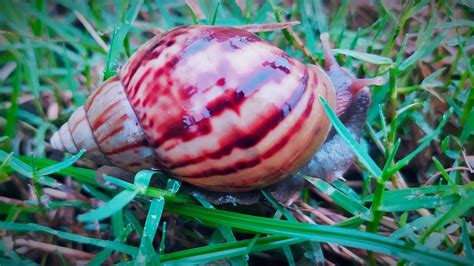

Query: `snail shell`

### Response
(51, 25, 336, 192)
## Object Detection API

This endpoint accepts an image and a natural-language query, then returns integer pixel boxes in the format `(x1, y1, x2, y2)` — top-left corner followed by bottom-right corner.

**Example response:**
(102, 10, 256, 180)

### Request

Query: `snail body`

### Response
(51, 25, 382, 192)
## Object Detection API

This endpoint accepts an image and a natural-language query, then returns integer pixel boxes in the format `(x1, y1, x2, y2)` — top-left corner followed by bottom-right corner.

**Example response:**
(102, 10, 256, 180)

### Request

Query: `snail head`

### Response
(319, 33, 385, 117)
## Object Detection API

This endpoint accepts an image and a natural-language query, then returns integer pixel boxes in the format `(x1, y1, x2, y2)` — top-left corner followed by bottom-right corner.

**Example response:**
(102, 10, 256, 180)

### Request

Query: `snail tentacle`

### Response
(319, 32, 385, 116)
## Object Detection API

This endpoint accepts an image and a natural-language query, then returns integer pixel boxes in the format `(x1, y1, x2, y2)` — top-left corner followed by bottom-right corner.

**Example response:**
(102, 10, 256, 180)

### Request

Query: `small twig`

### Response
(297, 201, 337, 225)
(293, 208, 365, 264)
(424, 166, 473, 186)
(14, 238, 95, 260)
(0, 62, 16, 81)
(462, 149, 474, 171)
(0, 195, 31, 207)
(74, 11, 109, 52)
(325, 259, 336, 266)
(42, 188, 77, 200)
(185, 0, 206, 20)
(380, 216, 399, 231)
(235, 0, 247, 15)
(132, 21, 164, 35)
(234, 21, 300, 33)
(279, 19, 319, 63)
(308, 186, 333, 203)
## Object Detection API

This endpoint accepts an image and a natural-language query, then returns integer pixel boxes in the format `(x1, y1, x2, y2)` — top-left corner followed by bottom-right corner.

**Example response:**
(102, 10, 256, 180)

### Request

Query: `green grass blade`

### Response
(0, 150, 32, 178)
(104, 0, 143, 79)
(262, 189, 324, 264)
(0, 221, 138, 255)
(460, 109, 474, 143)
(19, 157, 98, 186)
(88, 224, 133, 266)
(330, 179, 361, 201)
(435, 19, 474, 28)
(320, 96, 383, 179)
(390, 216, 436, 239)
(363, 185, 466, 211)
(305, 176, 371, 221)
(160, 235, 304, 265)
(419, 192, 474, 243)
(461, 220, 474, 261)
(398, 33, 446, 72)
(194, 196, 247, 266)
(36, 150, 85, 176)
(165, 203, 468, 265)
(332, 48, 393, 66)
(389, 108, 453, 174)
(77, 190, 138, 222)
(136, 198, 165, 265)
(103, 175, 137, 191)
(78, 170, 156, 222)
(0, 239, 22, 264)
(4, 64, 20, 143)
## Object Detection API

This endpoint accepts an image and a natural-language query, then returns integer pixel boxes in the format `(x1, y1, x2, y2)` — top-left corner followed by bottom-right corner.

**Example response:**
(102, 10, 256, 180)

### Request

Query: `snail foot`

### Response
(186, 186, 261, 205)
(300, 89, 371, 182)
(185, 174, 305, 206)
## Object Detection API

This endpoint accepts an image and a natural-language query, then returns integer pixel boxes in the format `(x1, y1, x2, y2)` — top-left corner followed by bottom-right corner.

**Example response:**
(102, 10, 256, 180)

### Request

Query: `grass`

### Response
(0, 0, 473, 265)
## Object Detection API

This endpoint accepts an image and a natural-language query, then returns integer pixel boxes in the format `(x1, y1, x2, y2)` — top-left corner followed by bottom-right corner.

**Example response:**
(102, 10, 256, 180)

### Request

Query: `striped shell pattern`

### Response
(51, 25, 337, 192)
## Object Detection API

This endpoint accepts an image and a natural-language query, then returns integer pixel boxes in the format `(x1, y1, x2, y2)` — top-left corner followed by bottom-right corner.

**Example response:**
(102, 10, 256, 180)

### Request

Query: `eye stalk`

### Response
(319, 32, 385, 116)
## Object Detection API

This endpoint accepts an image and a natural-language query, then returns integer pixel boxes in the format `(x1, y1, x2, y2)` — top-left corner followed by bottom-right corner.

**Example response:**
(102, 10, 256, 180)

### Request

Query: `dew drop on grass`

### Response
(103, 181, 117, 190)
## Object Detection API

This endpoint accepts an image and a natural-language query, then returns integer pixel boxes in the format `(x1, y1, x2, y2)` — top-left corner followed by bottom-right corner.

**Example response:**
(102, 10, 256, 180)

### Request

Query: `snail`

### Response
(50, 25, 384, 203)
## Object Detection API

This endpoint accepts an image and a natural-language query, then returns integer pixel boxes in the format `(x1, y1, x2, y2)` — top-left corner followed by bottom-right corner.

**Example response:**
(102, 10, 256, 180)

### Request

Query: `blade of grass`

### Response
(0, 239, 22, 264)
(36, 150, 85, 176)
(4, 64, 20, 144)
(305, 176, 372, 221)
(0, 150, 33, 178)
(388, 108, 453, 175)
(320, 96, 383, 179)
(419, 192, 474, 243)
(390, 216, 436, 239)
(331, 179, 361, 201)
(88, 224, 133, 266)
(262, 190, 324, 264)
(159, 235, 304, 265)
(136, 198, 165, 265)
(77, 189, 138, 222)
(0, 221, 138, 255)
(194, 195, 247, 266)
(78, 170, 154, 222)
(461, 220, 474, 261)
(104, 0, 143, 80)
(332, 48, 393, 66)
(165, 203, 468, 265)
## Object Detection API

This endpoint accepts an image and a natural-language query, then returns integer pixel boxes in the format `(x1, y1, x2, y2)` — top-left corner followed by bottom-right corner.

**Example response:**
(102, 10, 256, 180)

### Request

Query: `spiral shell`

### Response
(52, 25, 336, 192)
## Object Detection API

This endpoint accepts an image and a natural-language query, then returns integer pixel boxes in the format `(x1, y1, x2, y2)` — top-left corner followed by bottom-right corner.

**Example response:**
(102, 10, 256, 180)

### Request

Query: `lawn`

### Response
(0, 0, 473, 265)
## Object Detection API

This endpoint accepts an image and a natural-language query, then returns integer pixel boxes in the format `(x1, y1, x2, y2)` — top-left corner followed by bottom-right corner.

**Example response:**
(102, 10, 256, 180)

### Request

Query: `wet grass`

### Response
(0, 0, 473, 265)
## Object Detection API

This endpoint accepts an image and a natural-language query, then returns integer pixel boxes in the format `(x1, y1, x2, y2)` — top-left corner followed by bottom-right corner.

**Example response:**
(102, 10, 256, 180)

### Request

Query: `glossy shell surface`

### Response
(117, 25, 336, 191)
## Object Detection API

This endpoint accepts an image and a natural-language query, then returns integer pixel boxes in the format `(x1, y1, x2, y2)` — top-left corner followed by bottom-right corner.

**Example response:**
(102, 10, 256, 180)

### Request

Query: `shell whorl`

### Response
(118, 25, 336, 191)
(51, 76, 158, 171)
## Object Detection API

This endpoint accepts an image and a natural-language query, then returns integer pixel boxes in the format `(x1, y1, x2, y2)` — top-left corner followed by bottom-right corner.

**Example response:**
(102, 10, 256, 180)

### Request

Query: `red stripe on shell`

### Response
(90, 100, 122, 131)
(84, 76, 116, 112)
(168, 69, 308, 170)
(104, 139, 149, 156)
